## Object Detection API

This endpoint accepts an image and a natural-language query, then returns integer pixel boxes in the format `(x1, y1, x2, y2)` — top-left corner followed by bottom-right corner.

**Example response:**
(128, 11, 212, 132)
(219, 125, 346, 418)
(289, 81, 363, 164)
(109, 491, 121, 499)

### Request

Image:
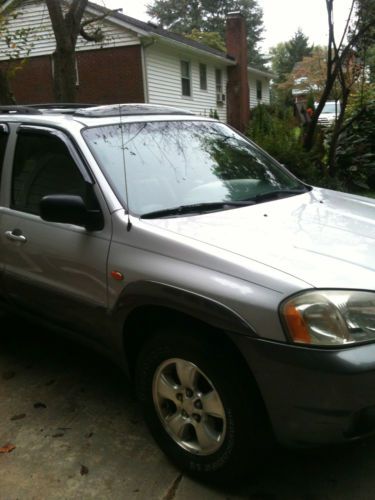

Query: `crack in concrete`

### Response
(162, 473, 183, 500)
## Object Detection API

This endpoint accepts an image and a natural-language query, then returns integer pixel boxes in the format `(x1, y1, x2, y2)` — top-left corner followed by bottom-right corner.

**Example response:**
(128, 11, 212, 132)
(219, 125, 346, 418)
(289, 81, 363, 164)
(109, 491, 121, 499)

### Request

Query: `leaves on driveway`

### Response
(0, 443, 16, 453)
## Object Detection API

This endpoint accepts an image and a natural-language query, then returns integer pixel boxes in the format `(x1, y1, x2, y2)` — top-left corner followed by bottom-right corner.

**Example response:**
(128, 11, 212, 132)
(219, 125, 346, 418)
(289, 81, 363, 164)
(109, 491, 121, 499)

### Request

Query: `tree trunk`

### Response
(0, 69, 16, 105)
(303, 64, 338, 151)
(327, 91, 349, 178)
(52, 47, 77, 102)
(46, 0, 89, 103)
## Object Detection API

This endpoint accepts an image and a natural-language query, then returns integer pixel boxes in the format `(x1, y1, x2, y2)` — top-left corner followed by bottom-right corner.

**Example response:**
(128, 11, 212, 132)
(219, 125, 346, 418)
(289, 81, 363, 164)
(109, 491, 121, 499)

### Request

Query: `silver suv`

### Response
(1, 104, 375, 482)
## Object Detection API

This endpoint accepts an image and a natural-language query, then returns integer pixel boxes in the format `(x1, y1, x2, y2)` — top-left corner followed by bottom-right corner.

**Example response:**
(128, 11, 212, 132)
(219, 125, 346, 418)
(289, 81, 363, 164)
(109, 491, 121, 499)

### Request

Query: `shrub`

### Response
(247, 104, 324, 186)
(336, 86, 375, 191)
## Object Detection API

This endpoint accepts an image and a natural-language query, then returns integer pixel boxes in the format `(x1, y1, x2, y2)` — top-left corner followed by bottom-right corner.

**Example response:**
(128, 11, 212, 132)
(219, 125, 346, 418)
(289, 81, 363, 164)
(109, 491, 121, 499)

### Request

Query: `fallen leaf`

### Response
(34, 402, 47, 409)
(52, 433, 64, 438)
(0, 443, 16, 453)
(10, 413, 26, 421)
(80, 464, 89, 476)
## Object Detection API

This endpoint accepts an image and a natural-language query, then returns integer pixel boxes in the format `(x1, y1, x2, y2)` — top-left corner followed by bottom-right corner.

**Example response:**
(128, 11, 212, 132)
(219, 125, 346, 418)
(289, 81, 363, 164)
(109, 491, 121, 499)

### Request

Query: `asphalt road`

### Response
(1, 311, 375, 500)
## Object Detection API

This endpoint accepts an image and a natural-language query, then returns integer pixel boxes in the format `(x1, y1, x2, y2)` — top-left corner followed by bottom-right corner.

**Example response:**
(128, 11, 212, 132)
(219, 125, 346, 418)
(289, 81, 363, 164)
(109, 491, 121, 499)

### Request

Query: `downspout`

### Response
(140, 36, 156, 104)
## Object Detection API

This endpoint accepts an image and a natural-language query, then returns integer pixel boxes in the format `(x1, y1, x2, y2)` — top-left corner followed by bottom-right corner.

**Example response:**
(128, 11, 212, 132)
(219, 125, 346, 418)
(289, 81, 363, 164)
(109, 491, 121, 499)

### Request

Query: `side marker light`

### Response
(111, 271, 124, 281)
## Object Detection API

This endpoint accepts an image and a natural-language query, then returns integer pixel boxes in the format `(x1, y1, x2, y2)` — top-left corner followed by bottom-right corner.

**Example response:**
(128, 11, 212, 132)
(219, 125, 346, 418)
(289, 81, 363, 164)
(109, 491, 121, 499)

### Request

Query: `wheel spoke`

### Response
(195, 422, 218, 451)
(175, 359, 198, 390)
(157, 374, 178, 402)
(201, 390, 225, 419)
(166, 412, 187, 438)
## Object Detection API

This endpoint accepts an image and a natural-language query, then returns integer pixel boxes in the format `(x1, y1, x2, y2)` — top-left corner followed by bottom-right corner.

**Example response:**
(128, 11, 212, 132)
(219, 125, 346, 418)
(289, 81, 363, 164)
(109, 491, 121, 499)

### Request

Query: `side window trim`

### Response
(0, 122, 9, 177)
(17, 125, 94, 184)
(11, 126, 96, 216)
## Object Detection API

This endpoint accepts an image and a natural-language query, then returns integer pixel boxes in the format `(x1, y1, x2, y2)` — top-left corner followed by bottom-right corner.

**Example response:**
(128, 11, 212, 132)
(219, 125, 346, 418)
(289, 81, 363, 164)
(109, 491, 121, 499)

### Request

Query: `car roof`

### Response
(0, 103, 213, 128)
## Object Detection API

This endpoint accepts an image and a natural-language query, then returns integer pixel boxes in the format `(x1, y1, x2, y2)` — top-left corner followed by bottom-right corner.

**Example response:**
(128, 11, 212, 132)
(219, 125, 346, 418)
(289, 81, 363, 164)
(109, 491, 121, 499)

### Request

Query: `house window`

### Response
(181, 60, 191, 97)
(215, 69, 225, 104)
(215, 69, 223, 94)
(199, 64, 207, 90)
(256, 80, 262, 100)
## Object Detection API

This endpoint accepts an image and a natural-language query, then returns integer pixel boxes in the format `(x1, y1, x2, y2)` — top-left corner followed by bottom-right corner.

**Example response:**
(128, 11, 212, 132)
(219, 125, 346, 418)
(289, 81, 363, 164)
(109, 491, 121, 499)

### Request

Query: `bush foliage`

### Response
(336, 87, 375, 191)
(247, 104, 325, 186)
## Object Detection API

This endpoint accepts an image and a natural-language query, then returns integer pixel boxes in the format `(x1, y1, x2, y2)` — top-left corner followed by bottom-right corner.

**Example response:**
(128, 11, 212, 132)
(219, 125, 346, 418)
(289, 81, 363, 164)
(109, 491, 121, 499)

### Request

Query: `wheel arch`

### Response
(116, 281, 256, 380)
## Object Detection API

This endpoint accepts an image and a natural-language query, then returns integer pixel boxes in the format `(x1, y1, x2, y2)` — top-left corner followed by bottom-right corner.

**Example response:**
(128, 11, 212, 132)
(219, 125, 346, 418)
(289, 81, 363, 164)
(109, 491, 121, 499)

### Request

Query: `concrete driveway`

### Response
(2, 311, 375, 500)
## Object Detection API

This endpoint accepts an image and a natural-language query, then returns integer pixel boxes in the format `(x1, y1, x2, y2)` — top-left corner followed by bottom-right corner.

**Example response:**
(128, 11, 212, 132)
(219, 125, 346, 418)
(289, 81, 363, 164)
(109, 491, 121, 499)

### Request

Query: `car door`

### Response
(0, 124, 112, 342)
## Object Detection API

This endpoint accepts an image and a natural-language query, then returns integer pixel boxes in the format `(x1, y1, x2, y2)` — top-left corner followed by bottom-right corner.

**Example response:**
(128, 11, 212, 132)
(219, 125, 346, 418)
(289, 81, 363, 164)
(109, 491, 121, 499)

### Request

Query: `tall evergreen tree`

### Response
(352, 0, 375, 83)
(270, 28, 313, 84)
(146, 0, 267, 68)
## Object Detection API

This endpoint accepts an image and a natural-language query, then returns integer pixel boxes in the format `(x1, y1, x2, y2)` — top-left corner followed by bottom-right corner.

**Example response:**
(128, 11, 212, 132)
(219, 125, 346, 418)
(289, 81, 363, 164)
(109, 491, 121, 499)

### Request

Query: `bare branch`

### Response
(79, 8, 120, 43)
(337, 0, 356, 52)
(80, 8, 121, 30)
(80, 25, 103, 42)
(70, 0, 89, 23)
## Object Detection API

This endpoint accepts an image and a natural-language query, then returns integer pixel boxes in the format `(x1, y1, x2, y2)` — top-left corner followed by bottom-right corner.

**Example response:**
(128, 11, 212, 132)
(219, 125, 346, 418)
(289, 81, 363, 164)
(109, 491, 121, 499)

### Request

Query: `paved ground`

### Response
(2, 312, 375, 500)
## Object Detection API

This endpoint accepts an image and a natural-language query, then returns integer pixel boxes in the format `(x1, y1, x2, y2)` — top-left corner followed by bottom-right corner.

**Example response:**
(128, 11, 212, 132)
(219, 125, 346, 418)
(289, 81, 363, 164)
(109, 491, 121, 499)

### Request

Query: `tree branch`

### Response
(79, 9, 120, 43)
(337, 0, 355, 52)
(45, 0, 67, 47)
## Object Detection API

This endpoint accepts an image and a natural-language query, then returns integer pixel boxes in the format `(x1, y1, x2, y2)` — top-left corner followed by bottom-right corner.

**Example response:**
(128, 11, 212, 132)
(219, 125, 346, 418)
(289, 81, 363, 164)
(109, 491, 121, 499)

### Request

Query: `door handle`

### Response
(5, 230, 27, 243)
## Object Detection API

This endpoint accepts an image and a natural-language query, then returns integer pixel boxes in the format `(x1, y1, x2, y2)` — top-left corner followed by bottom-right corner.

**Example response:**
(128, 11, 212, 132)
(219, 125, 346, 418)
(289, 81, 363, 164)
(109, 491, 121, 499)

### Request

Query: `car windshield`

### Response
(83, 120, 307, 217)
(322, 102, 340, 114)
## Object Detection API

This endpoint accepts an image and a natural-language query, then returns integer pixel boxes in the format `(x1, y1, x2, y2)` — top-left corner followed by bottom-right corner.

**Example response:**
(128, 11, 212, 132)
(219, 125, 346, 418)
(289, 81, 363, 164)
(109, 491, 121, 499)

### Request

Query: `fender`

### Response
(112, 280, 255, 337)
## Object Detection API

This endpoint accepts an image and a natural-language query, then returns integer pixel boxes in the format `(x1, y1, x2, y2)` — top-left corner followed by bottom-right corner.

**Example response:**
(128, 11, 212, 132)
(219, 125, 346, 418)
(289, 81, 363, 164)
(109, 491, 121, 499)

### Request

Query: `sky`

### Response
(100, 0, 355, 54)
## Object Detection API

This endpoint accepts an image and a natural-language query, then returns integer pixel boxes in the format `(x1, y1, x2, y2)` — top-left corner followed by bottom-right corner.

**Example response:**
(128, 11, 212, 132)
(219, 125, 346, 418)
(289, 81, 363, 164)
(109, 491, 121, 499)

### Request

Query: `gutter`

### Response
(148, 35, 236, 66)
(248, 66, 276, 79)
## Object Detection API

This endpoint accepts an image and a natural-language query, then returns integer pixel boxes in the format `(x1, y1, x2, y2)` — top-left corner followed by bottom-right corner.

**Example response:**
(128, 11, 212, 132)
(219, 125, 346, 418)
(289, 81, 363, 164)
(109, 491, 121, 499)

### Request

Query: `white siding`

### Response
(0, 0, 140, 61)
(144, 42, 228, 122)
(249, 73, 271, 108)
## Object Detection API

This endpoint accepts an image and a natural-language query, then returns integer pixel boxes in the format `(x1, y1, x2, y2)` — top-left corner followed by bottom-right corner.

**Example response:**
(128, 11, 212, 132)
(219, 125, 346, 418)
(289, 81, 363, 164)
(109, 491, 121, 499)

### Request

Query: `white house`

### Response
(0, 0, 274, 131)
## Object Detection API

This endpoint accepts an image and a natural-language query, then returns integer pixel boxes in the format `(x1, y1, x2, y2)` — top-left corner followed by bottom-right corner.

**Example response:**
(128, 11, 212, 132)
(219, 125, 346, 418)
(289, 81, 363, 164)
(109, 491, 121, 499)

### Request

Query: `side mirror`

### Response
(40, 195, 103, 231)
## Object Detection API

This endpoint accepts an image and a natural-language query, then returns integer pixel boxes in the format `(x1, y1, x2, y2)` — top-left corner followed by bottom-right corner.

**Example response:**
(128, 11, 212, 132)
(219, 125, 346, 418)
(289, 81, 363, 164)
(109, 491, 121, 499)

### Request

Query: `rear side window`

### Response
(11, 131, 87, 215)
(0, 124, 9, 187)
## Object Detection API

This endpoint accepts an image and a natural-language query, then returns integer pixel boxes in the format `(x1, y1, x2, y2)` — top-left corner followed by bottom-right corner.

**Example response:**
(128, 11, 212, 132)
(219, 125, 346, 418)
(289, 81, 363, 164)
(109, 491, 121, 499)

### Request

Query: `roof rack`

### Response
(74, 104, 194, 118)
(0, 104, 96, 115)
(29, 103, 94, 110)
(0, 106, 42, 115)
(0, 103, 195, 118)
(29, 103, 95, 114)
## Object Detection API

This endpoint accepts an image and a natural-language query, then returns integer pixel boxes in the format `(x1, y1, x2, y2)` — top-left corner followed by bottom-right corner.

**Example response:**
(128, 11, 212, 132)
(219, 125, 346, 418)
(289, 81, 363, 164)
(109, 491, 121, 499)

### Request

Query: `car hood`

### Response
(143, 188, 375, 289)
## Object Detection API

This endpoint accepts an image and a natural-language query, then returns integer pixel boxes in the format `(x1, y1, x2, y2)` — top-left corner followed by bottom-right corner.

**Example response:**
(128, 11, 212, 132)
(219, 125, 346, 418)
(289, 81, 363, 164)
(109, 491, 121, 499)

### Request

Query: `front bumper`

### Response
(235, 335, 375, 446)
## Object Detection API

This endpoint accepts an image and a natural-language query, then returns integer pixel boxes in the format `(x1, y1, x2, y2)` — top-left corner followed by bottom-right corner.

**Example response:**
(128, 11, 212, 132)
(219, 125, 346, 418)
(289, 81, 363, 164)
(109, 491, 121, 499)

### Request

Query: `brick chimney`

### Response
(226, 12, 250, 133)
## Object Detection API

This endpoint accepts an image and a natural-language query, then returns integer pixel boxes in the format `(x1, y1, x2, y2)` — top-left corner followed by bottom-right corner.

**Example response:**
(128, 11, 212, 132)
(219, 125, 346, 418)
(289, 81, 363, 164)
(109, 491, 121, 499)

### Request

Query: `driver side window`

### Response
(11, 131, 87, 215)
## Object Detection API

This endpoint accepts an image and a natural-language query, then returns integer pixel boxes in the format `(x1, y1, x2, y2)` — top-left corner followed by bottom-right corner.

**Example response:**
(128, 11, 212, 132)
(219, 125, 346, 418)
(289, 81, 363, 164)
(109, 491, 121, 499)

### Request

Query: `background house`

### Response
(0, 0, 274, 131)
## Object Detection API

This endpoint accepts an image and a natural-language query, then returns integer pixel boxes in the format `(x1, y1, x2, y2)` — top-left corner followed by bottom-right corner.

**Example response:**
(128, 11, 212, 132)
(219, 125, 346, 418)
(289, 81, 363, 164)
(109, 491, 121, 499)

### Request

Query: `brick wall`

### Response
(3, 45, 144, 104)
(9, 56, 55, 103)
(76, 45, 144, 103)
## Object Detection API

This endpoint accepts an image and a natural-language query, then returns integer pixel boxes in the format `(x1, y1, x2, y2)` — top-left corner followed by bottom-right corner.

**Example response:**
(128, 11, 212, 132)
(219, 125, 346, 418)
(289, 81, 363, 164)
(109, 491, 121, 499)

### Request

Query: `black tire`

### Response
(135, 328, 271, 483)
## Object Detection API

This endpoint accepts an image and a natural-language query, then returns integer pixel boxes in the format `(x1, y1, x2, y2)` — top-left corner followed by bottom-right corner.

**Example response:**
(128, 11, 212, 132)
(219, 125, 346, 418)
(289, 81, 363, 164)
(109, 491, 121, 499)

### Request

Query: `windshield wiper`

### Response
(251, 187, 310, 204)
(140, 200, 255, 219)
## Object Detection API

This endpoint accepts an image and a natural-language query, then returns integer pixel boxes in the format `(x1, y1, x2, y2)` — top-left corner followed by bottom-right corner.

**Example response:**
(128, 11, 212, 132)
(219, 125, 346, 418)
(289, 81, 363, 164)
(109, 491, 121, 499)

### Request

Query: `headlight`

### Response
(280, 290, 375, 346)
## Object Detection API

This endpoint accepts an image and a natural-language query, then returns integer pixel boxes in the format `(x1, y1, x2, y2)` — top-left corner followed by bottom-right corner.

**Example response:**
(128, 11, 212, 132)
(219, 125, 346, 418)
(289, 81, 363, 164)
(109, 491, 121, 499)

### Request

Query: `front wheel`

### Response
(135, 329, 270, 483)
